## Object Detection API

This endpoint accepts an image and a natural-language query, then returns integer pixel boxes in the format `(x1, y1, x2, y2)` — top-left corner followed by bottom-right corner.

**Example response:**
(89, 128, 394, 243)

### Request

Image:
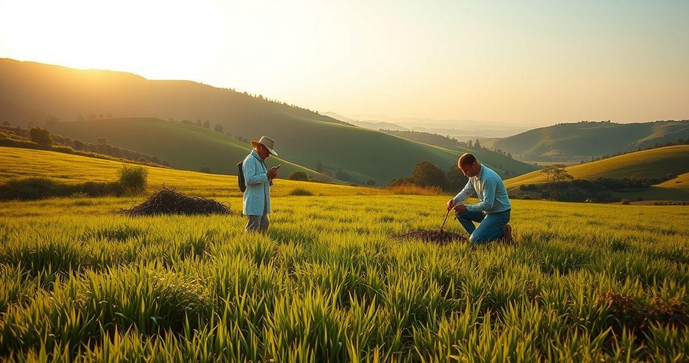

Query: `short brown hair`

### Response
(459, 153, 477, 166)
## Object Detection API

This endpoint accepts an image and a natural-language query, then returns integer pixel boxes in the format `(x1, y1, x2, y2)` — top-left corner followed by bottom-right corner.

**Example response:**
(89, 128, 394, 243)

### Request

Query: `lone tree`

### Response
(29, 127, 52, 146)
(446, 164, 468, 192)
(97, 137, 108, 153)
(541, 164, 573, 200)
(411, 161, 448, 190)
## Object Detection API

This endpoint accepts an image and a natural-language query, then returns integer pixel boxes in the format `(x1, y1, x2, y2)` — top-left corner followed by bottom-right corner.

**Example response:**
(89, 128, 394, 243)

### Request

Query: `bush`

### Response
(621, 199, 630, 205)
(28, 127, 52, 146)
(288, 188, 313, 196)
(288, 171, 308, 181)
(70, 192, 88, 199)
(118, 165, 148, 194)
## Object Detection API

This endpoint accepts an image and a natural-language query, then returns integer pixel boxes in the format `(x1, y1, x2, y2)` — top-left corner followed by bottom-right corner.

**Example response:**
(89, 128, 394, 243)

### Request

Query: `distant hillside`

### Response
(0, 100, 54, 125)
(0, 59, 537, 183)
(506, 145, 689, 186)
(383, 130, 524, 176)
(0, 58, 346, 128)
(384, 131, 460, 149)
(323, 113, 410, 132)
(484, 121, 689, 161)
(47, 117, 317, 178)
(504, 145, 689, 200)
(635, 172, 689, 201)
(48, 117, 537, 183)
(321, 112, 358, 124)
(350, 121, 409, 132)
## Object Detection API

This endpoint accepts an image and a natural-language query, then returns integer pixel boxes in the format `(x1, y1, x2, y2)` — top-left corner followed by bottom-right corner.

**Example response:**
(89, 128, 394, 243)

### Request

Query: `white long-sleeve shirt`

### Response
(453, 164, 511, 213)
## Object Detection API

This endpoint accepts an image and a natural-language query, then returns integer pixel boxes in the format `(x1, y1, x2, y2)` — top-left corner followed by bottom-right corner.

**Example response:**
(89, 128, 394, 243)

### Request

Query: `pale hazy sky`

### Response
(1, 0, 687, 125)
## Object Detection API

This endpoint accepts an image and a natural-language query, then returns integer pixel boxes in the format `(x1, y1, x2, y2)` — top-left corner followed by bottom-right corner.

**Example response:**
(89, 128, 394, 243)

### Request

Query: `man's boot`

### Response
(502, 224, 513, 244)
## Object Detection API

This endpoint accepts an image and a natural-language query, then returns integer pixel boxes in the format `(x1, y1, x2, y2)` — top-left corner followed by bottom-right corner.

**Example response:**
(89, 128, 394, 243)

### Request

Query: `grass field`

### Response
(1, 193, 689, 361)
(1, 148, 689, 361)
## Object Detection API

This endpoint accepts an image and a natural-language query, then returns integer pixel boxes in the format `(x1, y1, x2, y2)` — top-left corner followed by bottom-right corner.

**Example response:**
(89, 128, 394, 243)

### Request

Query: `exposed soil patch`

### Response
(393, 230, 466, 244)
(122, 186, 231, 216)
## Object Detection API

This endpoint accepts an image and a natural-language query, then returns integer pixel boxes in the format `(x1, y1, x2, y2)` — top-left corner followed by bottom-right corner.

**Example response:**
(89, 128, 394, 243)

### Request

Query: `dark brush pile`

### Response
(123, 187, 230, 216)
(393, 230, 465, 244)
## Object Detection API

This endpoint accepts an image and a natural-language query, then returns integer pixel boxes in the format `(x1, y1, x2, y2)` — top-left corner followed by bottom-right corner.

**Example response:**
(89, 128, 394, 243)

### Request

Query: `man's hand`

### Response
(267, 167, 278, 180)
(453, 204, 467, 213)
(446, 198, 455, 211)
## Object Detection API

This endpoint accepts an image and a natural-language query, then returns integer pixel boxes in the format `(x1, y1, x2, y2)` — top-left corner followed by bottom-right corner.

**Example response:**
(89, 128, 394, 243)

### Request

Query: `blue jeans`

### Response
(455, 210, 510, 244)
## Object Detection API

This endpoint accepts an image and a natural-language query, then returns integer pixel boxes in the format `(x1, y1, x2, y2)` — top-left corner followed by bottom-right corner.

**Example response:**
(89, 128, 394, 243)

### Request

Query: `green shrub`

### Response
(118, 165, 148, 194)
(28, 127, 52, 146)
(70, 192, 88, 199)
(288, 188, 313, 196)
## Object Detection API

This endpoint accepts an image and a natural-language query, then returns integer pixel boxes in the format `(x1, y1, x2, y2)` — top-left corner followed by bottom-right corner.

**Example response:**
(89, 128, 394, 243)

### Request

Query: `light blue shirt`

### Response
(242, 150, 272, 216)
(453, 164, 511, 214)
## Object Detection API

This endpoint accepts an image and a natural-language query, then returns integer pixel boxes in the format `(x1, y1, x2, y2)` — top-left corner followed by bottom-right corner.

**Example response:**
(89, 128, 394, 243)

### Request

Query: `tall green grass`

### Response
(1, 196, 688, 361)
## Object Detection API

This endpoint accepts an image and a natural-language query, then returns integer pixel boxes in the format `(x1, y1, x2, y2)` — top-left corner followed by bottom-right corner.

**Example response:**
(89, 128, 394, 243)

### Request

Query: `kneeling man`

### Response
(447, 153, 513, 243)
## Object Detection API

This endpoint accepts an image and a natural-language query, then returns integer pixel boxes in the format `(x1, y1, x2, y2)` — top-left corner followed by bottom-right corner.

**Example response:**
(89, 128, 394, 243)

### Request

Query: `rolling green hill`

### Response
(484, 121, 689, 161)
(0, 59, 537, 183)
(504, 145, 689, 200)
(383, 130, 524, 176)
(48, 116, 537, 184)
(47, 117, 317, 178)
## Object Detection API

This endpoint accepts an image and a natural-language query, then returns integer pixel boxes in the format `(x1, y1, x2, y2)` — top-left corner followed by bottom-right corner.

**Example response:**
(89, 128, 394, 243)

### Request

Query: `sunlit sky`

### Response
(1, 0, 688, 125)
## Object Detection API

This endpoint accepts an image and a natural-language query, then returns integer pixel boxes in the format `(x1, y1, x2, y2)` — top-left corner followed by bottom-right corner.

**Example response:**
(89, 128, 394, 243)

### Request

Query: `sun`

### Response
(0, 0, 226, 80)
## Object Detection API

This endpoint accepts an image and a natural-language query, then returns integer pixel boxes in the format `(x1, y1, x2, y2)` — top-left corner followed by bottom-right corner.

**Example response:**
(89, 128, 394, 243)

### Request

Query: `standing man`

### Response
(447, 153, 513, 243)
(243, 136, 279, 233)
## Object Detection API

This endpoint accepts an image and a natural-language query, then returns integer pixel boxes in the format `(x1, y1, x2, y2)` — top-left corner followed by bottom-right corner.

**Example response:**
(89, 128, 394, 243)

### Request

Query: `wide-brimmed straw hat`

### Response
(250, 136, 278, 156)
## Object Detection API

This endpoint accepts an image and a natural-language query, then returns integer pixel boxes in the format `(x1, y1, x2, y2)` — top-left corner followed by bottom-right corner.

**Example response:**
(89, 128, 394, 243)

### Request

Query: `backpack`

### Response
(237, 161, 246, 192)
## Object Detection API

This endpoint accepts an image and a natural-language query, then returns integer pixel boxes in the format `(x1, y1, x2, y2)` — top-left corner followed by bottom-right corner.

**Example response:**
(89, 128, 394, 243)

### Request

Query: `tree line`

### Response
(0, 125, 171, 168)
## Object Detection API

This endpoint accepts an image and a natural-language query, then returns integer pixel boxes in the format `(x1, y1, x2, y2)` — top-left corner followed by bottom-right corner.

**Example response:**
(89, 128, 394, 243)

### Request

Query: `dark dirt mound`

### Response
(393, 230, 465, 244)
(122, 186, 231, 216)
